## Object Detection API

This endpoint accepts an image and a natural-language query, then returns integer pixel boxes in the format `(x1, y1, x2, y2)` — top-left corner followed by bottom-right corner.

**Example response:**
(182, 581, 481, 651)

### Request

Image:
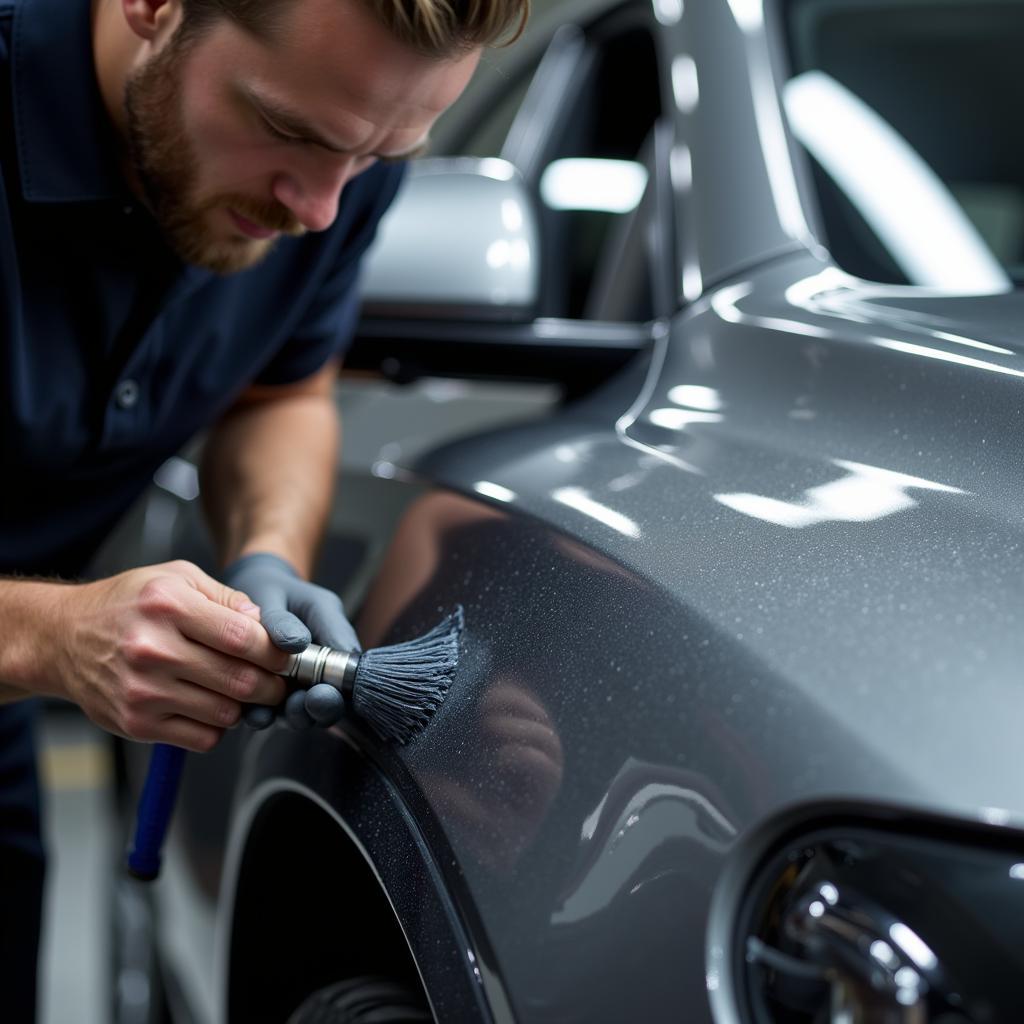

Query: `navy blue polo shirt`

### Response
(0, 0, 405, 577)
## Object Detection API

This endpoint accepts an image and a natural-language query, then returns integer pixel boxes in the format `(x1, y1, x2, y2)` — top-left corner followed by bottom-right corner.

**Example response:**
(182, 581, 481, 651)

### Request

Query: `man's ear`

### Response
(121, 0, 181, 43)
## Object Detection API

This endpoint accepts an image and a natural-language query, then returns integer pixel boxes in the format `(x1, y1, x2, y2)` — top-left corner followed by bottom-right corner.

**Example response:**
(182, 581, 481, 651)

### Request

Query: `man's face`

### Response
(124, 0, 480, 274)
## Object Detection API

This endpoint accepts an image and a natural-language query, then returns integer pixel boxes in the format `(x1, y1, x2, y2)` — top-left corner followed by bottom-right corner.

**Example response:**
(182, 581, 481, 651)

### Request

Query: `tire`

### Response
(287, 975, 432, 1024)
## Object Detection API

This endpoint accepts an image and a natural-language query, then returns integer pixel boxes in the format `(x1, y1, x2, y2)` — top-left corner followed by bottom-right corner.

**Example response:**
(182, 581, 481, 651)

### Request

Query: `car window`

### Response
(432, 0, 581, 159)
(782, 0, 1024, 290)
(440, 8, 664, 323)
(455, 70, 536, 159)
(526, 20, 663, 320)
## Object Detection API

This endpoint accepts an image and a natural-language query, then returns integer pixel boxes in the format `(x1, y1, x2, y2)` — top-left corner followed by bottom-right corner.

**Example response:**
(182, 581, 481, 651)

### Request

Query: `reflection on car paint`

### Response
(711, 279, 836, 339)
(671, 54, 699, 114)
(647, 407, 723, 430)
(715, 459, 967, 530)
(552, 759, 737, 926)
(473, 480, 517, 503)
(667, 384, 723, 411)
(551, 486, 642, 538)
(870, 337, 1024, 382)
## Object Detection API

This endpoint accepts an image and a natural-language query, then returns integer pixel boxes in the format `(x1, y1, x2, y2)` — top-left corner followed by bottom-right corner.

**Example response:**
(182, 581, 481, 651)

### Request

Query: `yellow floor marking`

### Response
(40, 742, 113, 791)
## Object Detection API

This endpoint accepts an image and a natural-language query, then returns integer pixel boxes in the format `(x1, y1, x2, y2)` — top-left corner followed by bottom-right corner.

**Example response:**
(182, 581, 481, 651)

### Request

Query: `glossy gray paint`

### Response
(218, 245, 1024, 1022)
(328, 249, 1020, 1022)
(411, 247, 1024, 819)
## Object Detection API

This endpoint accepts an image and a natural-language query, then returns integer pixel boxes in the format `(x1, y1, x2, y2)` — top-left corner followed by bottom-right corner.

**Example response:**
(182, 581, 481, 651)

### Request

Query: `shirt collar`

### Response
(12, 0, 130, 203)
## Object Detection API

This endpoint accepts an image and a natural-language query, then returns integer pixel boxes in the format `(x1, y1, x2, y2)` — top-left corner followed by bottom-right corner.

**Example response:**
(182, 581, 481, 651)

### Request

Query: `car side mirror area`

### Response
(360, 158, 540, 324)
(350, 157, 648, 394)
(349, 158, 556, 385)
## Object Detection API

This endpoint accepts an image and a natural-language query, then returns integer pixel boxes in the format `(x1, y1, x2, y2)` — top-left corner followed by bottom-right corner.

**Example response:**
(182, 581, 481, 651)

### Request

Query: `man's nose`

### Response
(271, 160, 354, 233)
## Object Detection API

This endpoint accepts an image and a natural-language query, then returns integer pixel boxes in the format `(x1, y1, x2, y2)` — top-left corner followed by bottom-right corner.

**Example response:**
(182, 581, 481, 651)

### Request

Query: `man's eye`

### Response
(262, 118, 302, 144)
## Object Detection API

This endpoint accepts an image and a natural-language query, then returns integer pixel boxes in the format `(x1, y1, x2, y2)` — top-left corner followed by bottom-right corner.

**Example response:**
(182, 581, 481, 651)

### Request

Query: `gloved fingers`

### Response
(283, 689, 315, 730)
(295, 590, 361, 652)
(303, 602, 360, 651)
(259, 607, 312, 652)
(305, 683, 345, 725)
(243, 705, 277, 730)
(236, 579, 286, 614)
(222, 554, 356, 652)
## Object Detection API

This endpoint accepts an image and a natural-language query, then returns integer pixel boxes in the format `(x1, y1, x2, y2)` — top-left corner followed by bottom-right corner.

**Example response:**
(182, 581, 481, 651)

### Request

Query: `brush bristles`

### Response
(351, 607, 464, 744)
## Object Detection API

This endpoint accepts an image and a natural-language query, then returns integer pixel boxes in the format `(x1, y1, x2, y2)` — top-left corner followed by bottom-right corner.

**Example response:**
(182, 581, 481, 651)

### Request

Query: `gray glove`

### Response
(225, 553, 359, 732)
(224, 552, 360, 653)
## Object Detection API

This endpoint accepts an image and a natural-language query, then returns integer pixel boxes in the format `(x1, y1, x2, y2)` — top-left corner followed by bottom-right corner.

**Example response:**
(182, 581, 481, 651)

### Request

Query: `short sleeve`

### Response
(255, 161, 407, 386)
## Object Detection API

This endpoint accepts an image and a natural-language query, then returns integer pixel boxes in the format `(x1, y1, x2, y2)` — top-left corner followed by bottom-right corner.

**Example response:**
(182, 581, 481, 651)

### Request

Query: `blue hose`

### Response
(126, 743, 186, 880)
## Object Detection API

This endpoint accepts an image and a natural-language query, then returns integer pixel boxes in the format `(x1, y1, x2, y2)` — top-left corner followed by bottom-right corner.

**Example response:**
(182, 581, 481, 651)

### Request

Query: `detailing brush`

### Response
(127, 607, 464, 880)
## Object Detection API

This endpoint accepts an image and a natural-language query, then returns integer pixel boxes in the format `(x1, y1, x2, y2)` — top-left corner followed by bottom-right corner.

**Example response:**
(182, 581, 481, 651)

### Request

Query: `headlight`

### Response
(707, 807, 1024, 1023)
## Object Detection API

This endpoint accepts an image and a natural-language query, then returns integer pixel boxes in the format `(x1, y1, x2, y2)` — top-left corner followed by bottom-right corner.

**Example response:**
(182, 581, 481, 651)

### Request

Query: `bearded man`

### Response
(0, 0, 527, 1016)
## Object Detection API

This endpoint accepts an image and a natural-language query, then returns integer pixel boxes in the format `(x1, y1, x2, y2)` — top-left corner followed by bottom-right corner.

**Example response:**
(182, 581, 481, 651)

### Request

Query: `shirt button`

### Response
(122, 204, 134, 216)
(115, 379, 140, 410)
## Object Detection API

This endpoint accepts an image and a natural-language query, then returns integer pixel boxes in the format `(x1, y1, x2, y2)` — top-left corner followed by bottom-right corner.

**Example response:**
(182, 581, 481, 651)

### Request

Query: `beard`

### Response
(123, 30, 305, 275)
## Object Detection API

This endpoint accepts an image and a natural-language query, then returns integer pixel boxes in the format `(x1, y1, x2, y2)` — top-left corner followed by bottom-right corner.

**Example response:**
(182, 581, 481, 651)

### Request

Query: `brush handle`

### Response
(126, 743, 186, 881)
(284, 644, 359, 699)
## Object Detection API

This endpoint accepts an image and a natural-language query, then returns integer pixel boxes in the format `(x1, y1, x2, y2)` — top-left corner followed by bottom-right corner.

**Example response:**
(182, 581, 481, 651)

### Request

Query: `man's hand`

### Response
(223, 552, 359, 652)
(46, 561, 289, 751)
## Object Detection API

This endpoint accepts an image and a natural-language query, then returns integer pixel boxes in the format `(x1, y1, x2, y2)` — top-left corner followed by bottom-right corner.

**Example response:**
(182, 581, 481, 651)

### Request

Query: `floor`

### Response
(38, 707, 115, 1024)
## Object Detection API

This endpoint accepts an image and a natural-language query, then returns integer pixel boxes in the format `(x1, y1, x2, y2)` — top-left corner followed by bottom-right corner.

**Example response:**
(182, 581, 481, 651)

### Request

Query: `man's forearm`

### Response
(0, 579, 72, 698)
(200, 370, 340, 578)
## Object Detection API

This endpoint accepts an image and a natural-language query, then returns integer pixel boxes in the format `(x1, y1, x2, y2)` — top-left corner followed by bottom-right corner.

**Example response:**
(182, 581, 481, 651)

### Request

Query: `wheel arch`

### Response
(223, 786, 428, 1023)
(217, 746, 503, 1024)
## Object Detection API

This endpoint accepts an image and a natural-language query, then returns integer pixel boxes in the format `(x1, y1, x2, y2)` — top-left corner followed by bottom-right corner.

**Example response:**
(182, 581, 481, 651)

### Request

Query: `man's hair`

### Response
(179, 0, 530, 57)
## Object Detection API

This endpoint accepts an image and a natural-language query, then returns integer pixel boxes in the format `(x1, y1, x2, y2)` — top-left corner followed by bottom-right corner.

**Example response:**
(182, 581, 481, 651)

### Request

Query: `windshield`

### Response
(782, 0, 1024, 291)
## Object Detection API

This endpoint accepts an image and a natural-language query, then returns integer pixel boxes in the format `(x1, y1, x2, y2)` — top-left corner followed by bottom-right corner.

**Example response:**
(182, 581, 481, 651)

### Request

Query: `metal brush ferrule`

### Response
(283, 644, 359, 701)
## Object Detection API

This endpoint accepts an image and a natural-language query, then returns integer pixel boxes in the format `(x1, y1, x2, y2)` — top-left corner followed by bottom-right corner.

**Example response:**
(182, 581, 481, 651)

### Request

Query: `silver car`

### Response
(103, 0, 1024, 1021)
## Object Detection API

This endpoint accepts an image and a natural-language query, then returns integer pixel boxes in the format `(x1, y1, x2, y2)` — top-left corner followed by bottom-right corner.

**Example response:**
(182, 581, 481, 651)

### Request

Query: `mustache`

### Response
(213, 194, 306, 237)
